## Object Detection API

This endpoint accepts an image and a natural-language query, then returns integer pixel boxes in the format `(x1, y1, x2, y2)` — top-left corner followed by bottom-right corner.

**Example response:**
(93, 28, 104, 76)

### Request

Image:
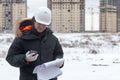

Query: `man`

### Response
(6, 7, 64, 80)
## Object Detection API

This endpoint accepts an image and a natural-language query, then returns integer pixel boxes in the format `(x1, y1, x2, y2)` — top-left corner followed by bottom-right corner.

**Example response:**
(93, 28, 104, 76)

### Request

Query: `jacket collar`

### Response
(21, 28, 53, 41)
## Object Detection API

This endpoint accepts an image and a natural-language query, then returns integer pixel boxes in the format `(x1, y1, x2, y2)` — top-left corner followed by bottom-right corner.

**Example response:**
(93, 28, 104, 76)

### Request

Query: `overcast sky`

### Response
(27, 0, 47, 9)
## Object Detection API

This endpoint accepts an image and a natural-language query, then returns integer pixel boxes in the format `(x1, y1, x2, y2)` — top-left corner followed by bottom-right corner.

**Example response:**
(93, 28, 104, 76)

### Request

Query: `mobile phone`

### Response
(29, 50, 38, 56)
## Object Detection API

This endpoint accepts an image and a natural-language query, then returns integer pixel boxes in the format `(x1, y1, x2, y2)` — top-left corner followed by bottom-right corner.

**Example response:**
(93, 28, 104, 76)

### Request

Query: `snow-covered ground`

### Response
(0, 33, 120, 80)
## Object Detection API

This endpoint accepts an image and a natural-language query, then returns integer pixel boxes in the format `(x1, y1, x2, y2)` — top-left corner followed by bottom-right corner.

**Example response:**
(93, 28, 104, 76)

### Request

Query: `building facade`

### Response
(100, 0, 120, 32)
(0, 0, 27, 31)
(47, 0, 85, 33)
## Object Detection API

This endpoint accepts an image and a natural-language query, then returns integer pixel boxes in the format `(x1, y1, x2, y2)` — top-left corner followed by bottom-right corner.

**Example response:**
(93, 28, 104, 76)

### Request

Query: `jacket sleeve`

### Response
(53, 39, 64, 68)
(53, 39, 64, 59)
(6, 37, 28, 67)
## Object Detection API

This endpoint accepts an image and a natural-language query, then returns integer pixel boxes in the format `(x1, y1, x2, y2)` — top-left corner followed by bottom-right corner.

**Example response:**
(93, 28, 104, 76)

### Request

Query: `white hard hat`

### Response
(34, 7, 51, 25)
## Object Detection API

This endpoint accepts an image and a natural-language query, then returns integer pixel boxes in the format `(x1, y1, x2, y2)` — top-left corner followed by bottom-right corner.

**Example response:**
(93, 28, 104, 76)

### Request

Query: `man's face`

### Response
(34, 22, 46, 32)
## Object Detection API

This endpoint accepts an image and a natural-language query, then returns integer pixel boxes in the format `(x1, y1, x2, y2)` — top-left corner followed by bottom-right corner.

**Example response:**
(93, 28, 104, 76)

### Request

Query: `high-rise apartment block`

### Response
(0, 0, 27, 31)
(48, 0, 85, 32)
(100, 0, 120, 32)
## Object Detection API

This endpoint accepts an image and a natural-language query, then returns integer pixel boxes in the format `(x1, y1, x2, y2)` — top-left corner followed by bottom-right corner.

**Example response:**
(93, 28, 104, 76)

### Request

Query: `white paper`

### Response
(33, 58, 64, 80)
(44, 58, 64, 68)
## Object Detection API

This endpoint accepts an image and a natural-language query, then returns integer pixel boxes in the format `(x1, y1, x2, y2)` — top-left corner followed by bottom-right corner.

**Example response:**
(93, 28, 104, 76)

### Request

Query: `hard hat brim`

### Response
(35, 17, 51, 25)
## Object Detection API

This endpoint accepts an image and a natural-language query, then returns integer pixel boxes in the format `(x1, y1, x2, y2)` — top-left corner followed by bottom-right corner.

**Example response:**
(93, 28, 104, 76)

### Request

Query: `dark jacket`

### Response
(6, 19, 64, 80)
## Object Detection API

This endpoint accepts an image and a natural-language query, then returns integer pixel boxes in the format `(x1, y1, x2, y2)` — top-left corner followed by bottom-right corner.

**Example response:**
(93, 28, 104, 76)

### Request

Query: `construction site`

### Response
(0, 0, 120, 33)
(48, 0, 120, 33)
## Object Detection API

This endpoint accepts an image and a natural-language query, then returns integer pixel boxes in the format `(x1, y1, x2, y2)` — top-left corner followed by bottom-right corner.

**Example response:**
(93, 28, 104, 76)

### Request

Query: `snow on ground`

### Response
(0, 33, 120, 80)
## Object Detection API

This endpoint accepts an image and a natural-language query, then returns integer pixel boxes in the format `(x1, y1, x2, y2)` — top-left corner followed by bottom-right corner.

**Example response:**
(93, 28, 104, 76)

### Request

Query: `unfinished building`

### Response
(47, 0, 85, 32)
(100, 0, 120, 32)
(0, 0, 27, 32)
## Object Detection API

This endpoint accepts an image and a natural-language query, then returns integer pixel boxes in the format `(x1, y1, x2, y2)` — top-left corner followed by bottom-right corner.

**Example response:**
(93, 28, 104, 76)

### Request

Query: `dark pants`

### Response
(50, 78, 57, 80)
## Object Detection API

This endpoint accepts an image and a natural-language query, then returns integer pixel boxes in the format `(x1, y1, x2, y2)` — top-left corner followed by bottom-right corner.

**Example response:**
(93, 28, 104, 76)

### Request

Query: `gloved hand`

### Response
(55, 58, 64, 68)
(25, 51, 39, 62)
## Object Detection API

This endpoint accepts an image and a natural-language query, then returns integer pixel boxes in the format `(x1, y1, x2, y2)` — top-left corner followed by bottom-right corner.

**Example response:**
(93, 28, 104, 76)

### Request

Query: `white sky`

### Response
(27, 0, 47, 9)
(85, 0, 100, 31)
